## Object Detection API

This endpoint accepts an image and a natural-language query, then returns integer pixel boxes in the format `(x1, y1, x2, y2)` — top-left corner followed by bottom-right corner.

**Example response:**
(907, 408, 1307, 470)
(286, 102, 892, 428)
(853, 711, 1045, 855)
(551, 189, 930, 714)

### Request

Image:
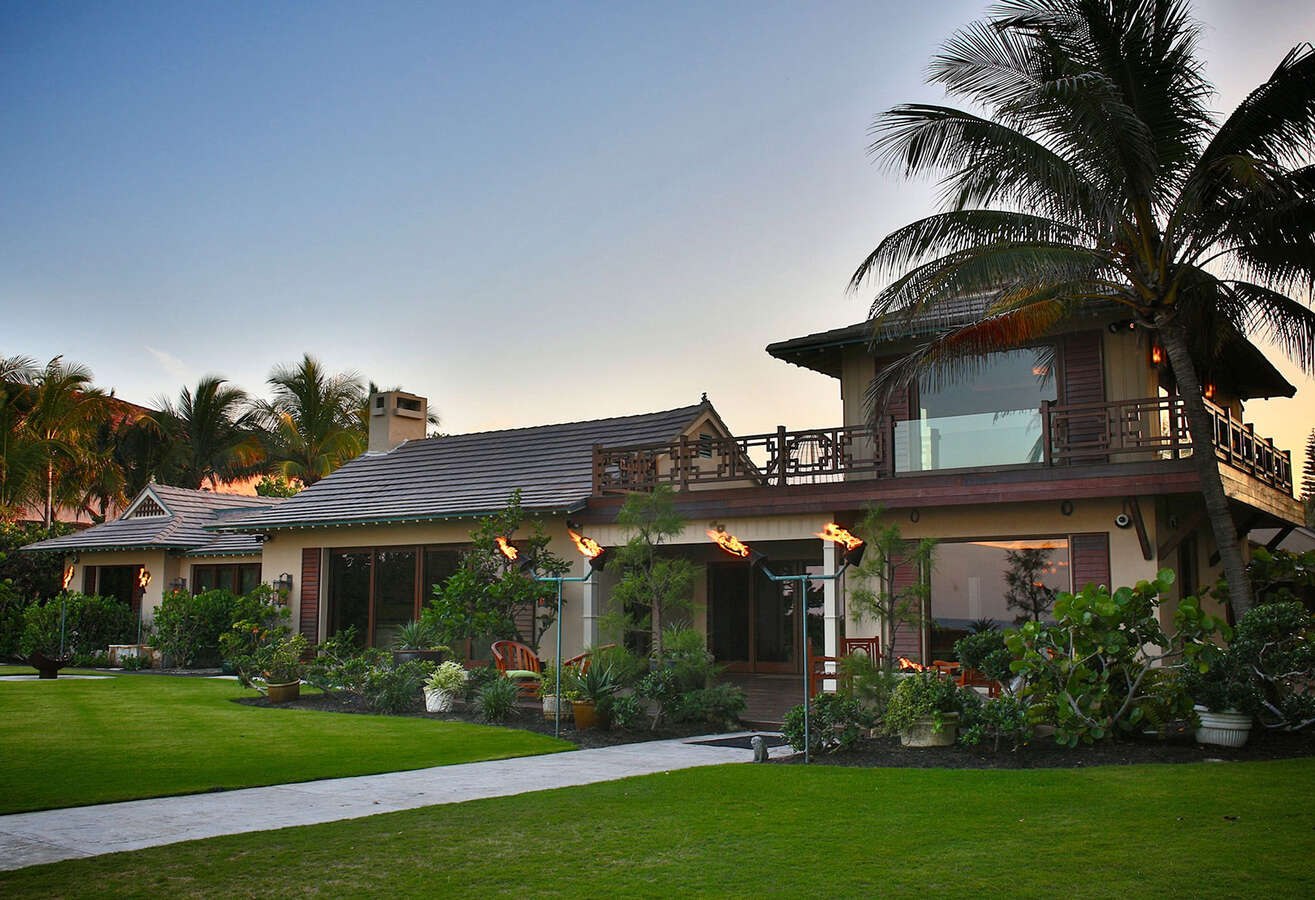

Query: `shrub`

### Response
(838, 652, 900, 718)
(155, 585, 287, 667)
(0, 581, 32, 660)
(0, 521, 74, 600)
(364, 658, 434, 713)
(1199, 601, 1315, 731)
(782, 693, 873, 754)
(18, 593, 136, 658)
(232, 632, 308, 691)
(885, 672, 968, 735)
(1006, 570, 1228, 746)
(462, 663, 499, 702)
(72, 650, 111, 668)
(304, 641, 434, 713)
(953, 630, 1014, 686)
(635, 626, 719, 729)
(671, 683, 746, 729)
(475, 676, 520, 722)
(425, 660, 468, 695)
(958, 695, 1032, 751)
(597, 694, 645, 730)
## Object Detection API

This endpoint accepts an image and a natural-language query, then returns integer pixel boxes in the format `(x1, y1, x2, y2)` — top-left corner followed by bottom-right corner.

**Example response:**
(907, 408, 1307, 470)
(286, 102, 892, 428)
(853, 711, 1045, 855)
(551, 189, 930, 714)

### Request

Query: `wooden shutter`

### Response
(83, 566, 97, 596)
(889, 550, 924, 664)
(1061, 332, 1107, 455)
(299, 549, 321, 643)
(1070, 533, 1111, 590)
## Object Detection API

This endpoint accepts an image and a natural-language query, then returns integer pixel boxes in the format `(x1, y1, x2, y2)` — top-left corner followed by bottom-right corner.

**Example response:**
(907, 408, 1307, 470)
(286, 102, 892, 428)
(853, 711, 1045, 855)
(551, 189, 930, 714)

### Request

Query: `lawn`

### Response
(3, 758, 1312, 897)
(0, 670, 570, 814)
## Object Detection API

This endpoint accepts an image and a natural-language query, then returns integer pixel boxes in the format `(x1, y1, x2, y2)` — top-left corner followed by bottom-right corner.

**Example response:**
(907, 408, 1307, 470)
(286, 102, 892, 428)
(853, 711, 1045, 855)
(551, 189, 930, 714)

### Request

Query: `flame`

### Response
(814, 523, 863, 552)
(897, 656, 925, 672)
(707, 529, 751, 558)
(137, 568, 152, 589)
(495, 537, 518, 561)
(1150, 344, 1164, 365)
(62, 565, 74, 590)
(1204, 383, 1216, 399)
(568, 530, 604, 559)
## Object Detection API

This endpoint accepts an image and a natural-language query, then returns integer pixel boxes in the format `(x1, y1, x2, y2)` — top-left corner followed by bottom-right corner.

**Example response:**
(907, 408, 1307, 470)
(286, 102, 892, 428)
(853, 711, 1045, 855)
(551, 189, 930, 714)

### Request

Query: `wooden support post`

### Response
(678, 435, 690, 492)
(1041, 401, 1053, 466)
(776, 425, 788, 487)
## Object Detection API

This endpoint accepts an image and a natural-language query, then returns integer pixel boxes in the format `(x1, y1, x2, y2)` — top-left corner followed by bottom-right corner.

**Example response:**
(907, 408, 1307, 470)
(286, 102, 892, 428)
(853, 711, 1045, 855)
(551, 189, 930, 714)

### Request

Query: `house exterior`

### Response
(23, 310, 1306, 719)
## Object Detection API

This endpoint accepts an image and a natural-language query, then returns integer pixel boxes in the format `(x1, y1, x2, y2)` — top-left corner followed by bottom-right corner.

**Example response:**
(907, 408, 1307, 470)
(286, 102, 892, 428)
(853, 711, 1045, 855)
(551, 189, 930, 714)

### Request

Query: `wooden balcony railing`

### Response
(592, 396, 1293, 496)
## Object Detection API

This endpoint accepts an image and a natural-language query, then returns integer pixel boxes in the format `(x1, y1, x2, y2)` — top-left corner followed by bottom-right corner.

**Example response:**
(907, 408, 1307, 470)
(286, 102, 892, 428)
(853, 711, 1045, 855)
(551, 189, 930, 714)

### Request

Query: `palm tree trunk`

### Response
(1157, 320, 1253, 617)
(44, 457, 53, 529)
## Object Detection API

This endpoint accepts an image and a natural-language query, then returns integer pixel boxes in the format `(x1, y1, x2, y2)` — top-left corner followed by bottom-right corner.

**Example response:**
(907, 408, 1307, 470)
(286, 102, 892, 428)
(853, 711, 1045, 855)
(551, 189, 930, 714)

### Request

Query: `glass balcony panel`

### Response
(894, 408, 1045, 472)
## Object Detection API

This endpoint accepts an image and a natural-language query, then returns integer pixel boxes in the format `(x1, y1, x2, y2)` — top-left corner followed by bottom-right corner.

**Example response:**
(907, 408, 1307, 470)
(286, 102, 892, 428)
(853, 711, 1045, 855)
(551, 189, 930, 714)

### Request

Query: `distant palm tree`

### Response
(154, 377, 266, 490)
(0, 355, 39, 517)
(851, 0, 1315, 616)
(22, 358, 111, 527)
(252, 355, 366, 485)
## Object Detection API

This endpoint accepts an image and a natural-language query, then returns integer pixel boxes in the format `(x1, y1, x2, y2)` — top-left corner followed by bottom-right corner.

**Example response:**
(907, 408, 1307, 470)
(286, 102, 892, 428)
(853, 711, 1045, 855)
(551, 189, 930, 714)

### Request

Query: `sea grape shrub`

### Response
(953, 630, 1014, 687)
(958, 696, 1032, 751)
(18, 592, 136, 658)
(1006, 571, 1228, 747)
(884, 671, 969, 736)
(1227, 602, 1315, 730)
(782, 693, 873, 755)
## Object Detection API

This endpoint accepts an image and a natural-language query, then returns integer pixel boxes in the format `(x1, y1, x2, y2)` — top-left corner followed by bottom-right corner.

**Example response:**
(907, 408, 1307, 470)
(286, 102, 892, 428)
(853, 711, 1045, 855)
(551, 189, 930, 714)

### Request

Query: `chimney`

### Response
(368, 390, 427, 453)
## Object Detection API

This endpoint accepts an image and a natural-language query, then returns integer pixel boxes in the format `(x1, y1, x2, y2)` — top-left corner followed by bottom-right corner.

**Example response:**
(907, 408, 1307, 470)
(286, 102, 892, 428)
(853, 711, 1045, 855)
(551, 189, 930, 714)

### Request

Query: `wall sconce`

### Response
(169, 577, 188, 592)
(1204, 383, 1216, 399)
(1150, 344, 1164, 366)
(273, 573, 294, 593)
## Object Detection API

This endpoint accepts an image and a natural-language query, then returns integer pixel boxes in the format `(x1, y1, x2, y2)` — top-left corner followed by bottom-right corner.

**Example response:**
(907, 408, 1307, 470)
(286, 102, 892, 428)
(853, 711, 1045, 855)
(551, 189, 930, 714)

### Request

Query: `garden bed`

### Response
(774, 728, 1315, 769)
(232, 693, 726, 748)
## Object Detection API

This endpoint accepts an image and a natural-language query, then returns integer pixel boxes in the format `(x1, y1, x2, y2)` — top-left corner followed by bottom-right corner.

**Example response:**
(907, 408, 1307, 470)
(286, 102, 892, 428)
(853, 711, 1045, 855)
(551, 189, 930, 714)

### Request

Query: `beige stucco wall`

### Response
(65, 549, 167, 627)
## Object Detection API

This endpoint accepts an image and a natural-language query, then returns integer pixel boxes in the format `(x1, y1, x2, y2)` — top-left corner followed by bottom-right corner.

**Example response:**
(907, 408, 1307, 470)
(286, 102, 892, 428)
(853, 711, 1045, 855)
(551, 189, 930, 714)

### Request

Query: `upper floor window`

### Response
(896, 347, 1056, 472)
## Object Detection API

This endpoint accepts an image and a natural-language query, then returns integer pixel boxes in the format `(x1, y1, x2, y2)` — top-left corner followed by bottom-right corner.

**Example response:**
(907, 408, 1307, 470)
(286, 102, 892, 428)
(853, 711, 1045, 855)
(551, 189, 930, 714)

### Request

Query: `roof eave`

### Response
(207, 502, 591, 533)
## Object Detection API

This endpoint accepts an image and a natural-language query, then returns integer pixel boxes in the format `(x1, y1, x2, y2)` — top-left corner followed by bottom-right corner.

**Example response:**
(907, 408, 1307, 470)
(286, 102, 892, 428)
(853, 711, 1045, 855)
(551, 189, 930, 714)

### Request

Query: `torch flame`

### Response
(707, 529, 751, 558)
(568, 530, 604, 559)
(814, 523, 863, 552)
(137, 568, 152, 589)
(62, 565, 74, 590)
(495, 537, 519, 561)
(897, 656, 925, 672)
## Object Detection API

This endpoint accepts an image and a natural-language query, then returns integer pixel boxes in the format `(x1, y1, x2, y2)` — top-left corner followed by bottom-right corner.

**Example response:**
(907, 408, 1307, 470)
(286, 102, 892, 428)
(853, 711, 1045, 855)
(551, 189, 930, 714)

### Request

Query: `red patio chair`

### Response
(491, 640, 541, 698)
(840, 636, 881, 663)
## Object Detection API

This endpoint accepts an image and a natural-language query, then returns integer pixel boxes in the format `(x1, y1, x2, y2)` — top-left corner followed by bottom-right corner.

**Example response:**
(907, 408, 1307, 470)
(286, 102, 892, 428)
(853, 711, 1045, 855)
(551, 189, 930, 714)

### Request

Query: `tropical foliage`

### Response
(851, 0, 1315, 616)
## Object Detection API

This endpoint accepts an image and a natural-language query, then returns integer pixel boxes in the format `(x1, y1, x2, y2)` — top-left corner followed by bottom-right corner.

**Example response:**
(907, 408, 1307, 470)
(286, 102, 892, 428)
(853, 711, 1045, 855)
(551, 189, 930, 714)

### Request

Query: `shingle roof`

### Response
(212, 404, 710, 532)
(22, 484, 281, 555)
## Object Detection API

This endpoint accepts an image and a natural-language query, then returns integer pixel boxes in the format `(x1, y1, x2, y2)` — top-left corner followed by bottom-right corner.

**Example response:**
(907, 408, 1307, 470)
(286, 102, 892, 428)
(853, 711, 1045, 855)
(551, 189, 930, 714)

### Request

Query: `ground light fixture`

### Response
(497, 530, 611, 738)
(708, 524, 865, 764)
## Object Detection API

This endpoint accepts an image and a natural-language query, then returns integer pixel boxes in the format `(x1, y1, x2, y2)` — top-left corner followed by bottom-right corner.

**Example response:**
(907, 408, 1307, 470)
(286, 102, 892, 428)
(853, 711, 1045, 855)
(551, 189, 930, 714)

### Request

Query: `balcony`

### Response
(591, 396, 1293, 496)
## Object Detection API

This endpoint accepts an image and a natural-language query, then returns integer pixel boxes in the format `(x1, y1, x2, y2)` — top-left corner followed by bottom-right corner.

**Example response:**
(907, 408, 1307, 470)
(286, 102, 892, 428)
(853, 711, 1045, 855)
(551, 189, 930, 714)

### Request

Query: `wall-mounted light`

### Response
(1150, 344, 1164, 366)
(1204, 383, 1216, 399)
(273, 573, 294, 593)
(169, 577, 188, 592)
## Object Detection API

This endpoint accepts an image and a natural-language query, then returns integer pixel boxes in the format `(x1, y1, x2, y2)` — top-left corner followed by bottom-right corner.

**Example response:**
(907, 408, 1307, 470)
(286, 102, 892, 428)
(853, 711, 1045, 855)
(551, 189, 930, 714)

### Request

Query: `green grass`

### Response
(3, 759, 1312, 897)
(0, 670, 570, 814)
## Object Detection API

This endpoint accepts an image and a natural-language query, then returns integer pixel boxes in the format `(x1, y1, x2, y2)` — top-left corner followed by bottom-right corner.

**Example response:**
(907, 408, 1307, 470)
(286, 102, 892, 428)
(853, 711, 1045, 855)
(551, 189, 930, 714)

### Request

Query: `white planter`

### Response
(1194, 706, 1252, 748)
(900, 713, 959, 748)
(542, 695, 572, 720)
(425, 688, 457, 713)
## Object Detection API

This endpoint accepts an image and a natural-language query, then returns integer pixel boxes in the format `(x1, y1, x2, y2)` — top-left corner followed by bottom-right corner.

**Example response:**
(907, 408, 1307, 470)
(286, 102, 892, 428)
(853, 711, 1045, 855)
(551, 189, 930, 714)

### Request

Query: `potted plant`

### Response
(424, 660, 467, 712)
(1182, 640, 1259, 748)
(569, 664, 618, 731)
(232, 633, 307, 703)
(392, 621, 449, 665)
(885, 671, 965, 747)
(538, 662, 579, 721)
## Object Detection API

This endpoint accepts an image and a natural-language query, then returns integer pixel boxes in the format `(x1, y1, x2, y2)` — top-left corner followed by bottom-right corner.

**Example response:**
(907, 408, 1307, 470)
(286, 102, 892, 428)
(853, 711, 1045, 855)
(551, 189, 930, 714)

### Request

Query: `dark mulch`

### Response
(774, 727, 1315, 768)
(232, 693, 725, 749)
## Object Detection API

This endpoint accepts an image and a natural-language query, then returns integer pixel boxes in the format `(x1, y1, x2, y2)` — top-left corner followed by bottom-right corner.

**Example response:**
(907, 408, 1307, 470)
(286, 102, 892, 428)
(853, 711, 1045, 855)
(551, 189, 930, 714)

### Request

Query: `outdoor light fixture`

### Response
(708, 525, 867, 764)
(1150, 344, 1164, 366)
(507, 529, 611, 739)
(169, 577, 187, 592)
(1204, 383, 1216, 399)
(274, 573, 294, 593)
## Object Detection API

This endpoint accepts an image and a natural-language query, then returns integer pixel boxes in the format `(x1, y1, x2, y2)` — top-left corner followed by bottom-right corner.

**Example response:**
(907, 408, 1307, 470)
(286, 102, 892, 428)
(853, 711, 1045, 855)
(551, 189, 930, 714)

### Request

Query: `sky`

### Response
(2, 1, 1313, 479)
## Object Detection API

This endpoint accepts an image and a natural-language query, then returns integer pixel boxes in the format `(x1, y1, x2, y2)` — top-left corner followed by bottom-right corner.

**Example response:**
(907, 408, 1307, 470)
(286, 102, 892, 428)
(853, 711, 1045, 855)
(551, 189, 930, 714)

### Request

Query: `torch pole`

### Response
(532, 567, 600, 741)
(759, 564, 849, 766)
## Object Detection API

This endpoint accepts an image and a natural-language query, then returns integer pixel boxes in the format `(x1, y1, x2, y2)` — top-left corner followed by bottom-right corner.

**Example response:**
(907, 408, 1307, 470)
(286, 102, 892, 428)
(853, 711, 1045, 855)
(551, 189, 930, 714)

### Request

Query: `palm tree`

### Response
(0, 355, 39, 517)
(252, 355, 366, 485)
(154, 377, 266, 490)
(850, 0, 1315, 616)
(21, 357, 112, 527)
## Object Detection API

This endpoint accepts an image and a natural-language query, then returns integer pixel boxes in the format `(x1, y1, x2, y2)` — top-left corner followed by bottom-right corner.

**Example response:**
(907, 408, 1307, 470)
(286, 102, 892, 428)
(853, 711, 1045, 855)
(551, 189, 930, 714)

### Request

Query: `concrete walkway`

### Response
(0, 732, 791, 871)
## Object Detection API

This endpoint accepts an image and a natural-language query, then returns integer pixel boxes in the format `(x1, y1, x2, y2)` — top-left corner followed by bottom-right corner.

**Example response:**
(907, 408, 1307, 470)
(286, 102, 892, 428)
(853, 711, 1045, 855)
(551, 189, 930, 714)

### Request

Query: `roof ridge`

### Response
(388, 402, 708, 446)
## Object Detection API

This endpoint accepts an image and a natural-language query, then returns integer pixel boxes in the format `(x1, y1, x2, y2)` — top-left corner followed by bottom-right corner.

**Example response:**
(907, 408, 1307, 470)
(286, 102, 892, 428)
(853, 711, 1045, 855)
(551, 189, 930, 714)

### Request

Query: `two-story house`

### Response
(27, 304, 1305, 721)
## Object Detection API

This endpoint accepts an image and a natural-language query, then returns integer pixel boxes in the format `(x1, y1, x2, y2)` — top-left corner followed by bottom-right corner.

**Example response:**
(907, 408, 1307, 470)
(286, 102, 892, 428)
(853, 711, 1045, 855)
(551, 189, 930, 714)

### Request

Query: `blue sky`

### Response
(2, 1, 1312, 472)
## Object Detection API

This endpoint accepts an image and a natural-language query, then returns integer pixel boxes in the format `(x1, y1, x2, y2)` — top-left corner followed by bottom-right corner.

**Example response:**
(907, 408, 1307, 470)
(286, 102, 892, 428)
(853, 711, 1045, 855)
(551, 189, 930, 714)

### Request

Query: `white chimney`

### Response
(368, 390, 427, 453)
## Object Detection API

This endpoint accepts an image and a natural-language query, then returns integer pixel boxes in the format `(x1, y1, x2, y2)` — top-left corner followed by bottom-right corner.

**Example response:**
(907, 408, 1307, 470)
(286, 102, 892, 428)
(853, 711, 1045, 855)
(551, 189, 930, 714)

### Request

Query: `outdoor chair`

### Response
(959, 667, 1003, 698)
(840, 636, 880, 662)
(562, 643, 617, 676)
(808, 653, 844, 697)
(491, 640, 541, 698)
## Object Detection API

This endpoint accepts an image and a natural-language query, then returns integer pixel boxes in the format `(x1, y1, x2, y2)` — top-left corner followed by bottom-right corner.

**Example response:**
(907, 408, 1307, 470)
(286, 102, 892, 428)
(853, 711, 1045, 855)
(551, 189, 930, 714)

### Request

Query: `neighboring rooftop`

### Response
(22, 484, 283, 555)
(211, 403, 712, 532)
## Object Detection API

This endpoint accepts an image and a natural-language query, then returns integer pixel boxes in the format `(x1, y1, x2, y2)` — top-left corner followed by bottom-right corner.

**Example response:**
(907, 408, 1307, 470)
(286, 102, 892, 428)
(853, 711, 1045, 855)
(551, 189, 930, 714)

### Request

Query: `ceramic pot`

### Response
(900, 712, 959, 747)
(266, 681, 301, 704)
(1194, 706, 1252, 747)
(425, 688, 456, 713)
(572, 700, 598, 730)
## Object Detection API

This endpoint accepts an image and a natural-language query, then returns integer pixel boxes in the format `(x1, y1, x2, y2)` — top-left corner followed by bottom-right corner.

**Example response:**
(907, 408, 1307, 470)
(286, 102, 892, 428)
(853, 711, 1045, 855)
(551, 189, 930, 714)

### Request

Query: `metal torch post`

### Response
(532, 568, 600, 740)
(759, 564, 849, 765)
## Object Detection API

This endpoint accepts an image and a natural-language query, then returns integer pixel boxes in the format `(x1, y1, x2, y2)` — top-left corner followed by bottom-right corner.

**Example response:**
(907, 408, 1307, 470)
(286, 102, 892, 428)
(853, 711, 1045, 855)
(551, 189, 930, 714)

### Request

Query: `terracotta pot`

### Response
(572, 700, 598, 730)
(266, 681, 301, 704)
(900, 712, 959, 747)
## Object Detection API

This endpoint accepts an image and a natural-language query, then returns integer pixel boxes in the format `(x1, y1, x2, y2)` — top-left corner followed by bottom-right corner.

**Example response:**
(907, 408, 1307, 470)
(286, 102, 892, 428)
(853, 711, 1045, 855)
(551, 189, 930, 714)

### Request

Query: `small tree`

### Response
(845, 505, 934, 673)
(1003, 547, 1057, 623)
(606, 486, 697, 660)
(422, 490, 568, 652)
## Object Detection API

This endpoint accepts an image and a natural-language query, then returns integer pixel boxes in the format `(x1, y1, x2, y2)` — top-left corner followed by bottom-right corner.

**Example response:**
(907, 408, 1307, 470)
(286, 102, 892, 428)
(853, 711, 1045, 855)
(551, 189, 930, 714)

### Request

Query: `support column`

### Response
(581, 557, 600, 651)
(822, 539, 839, 691)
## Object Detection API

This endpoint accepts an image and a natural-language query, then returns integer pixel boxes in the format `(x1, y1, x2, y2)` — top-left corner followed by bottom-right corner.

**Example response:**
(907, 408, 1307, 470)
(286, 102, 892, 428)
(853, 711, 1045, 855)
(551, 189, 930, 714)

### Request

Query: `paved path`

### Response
(0, 733, 790, 871)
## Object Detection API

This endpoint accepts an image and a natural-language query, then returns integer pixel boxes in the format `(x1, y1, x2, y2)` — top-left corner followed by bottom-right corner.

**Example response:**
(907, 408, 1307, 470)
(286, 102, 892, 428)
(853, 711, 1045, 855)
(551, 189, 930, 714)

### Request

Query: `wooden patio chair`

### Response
(959, 667, 1003, 698)
(562, 643, 617, 676)
(930, 659, 961, 679)
(491, 640, 541, 698)
(808, 653, 844, 698)
(839, 636, 881, 663)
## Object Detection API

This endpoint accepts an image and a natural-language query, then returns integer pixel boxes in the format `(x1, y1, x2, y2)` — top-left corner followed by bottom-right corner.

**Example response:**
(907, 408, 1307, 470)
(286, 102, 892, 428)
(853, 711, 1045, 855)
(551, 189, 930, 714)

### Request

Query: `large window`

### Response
(929, 538, 1071, 659)
(896, 347, 1056, 472)
(327, 546, 462, 648)
(191, 563, 261, 595)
